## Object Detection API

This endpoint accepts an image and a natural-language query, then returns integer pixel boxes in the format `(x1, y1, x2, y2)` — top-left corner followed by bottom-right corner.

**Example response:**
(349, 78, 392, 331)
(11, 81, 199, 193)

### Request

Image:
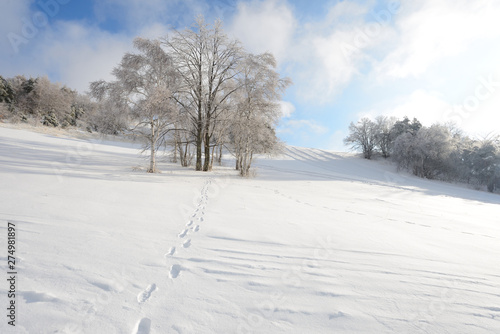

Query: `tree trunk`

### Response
(172, 131, 178, 163)
(183, 142, 190, 167)
(178, 138, 185, 167)
(196, 125, 202, 171)
(148, 120, 156, 173)
(203, 120, 211, 171)
(195, 61, 203, 171)
(210, 145, 215, 169)
(217, 144, 223, 165)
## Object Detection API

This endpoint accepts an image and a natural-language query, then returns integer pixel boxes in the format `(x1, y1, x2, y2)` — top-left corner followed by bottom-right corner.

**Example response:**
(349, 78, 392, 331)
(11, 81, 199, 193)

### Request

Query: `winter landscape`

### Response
(2, 0, 500, 333)
(0, 124, 499, 333)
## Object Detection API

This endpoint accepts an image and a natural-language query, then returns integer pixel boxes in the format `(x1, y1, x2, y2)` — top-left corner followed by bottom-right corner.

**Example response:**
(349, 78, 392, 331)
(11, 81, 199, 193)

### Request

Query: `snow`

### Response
(0, 126, 499, 333)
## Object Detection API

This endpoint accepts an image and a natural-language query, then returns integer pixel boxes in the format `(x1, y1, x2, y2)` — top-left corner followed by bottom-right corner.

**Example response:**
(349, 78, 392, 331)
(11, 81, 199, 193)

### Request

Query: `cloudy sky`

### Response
(1, 0, 499, 150)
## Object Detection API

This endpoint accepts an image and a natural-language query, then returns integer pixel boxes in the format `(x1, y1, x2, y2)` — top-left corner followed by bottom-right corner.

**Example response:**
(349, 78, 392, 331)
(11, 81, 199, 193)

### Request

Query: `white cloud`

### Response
(278, 101, 295, 118)
(280, 119, 328, 135)
(228, 0, 296, 63)
(0, 0, 37, 55)
(292, 1, 396, 103)
(359, 86, 500, 139)
(358, 89, 450, 125)
(375, 0, 500, 79)
(35, 22, 132, 92)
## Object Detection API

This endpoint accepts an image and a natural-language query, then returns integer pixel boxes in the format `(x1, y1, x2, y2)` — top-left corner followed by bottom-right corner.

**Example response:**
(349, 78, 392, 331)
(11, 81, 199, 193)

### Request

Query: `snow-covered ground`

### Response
(0, 126, 499, 334)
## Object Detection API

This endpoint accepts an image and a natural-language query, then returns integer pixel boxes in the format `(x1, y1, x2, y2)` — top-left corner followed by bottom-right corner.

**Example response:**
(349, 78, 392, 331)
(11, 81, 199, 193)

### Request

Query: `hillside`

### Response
(0, 126, 499, 334)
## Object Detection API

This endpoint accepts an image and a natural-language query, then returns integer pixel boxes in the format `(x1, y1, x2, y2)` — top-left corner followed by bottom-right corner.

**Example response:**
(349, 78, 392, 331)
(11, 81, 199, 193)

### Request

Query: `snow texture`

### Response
(0, 126, 499, 333)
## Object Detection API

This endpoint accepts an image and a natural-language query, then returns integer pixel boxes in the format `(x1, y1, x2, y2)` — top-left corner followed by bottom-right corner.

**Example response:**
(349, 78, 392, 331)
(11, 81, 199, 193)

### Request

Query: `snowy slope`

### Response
(0, 126, 499, 334)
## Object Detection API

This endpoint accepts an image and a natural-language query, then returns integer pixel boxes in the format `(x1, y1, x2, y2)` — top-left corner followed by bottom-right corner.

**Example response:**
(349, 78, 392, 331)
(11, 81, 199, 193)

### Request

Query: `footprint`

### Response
(169, 264, 181, 279)
(178, 229, 188, 238)
(193, 225, 200, 232)
(199, 217, 204, 222)
(137, 284, 157, 303)
(133, 317, 151, 334)
(186, 220, 193, 227)
(183, 239, 191, 248)
(22, 291, 60, 303)
(165, 247, 176, 257)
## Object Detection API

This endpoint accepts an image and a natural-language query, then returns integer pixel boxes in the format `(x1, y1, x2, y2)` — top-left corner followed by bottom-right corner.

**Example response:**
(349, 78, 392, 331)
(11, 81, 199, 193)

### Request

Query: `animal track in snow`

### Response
(165, 247, 176, 257)
(199, 217, 204, 222)
(169, 264, 181, 279)
(137, 284, 157, 303)
(178, 229, 188, 238)
(186, 220, 194, 227)
(132, 317, 151, 334)
(183, 239, 191, 248)
(193, 225, 200, 232)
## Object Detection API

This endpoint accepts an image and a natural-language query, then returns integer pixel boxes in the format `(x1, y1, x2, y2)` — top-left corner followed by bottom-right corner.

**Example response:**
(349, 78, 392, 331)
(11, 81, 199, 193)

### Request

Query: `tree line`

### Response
(0, 17, 291, 176)
(344, 116, 500, 193)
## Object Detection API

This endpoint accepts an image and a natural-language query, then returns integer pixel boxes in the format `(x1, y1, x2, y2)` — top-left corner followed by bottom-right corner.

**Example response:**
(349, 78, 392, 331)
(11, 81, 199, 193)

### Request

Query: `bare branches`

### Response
(88, 16, 291, 175)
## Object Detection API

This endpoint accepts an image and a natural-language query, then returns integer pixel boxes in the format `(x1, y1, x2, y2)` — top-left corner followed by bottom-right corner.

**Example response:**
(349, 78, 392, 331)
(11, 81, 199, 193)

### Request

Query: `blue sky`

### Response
(1, 0, 500, 151)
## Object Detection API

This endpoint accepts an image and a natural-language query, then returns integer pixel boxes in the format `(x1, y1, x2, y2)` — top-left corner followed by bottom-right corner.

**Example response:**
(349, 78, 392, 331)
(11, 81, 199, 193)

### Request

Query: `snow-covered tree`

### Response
(162, 16, 243, 171)
(344, 118, 378, 159)
(391, 116, 422, 138)
(392, 125, 453, 179)
(462, 137, 500, 192)
(374, 115, 397, 158)
(0, 75, 14, 104)
(90, 37, 179, 173)
(230, 53, 290, 176)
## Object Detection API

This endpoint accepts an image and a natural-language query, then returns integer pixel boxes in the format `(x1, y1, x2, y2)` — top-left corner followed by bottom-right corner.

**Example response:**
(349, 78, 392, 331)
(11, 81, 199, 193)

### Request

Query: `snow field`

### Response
(0, 126, 499, 333)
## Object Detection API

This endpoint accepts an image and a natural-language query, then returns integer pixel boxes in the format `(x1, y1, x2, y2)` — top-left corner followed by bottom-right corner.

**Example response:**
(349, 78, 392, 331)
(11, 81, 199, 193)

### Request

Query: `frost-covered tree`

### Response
(392, 125, 453, 179)
(4, 75, 83, 126)
(230, 53, 290, 176)
(91, 37, 179, 173)
(163, 16, 243, 171)
(374, 115, 397, 158)
(344, 118, 378, 159)
(464, 137, 500, 192)
(391, 116, 422, 138)
(0, 75, 14, 104)
(34, 76, 74, 126)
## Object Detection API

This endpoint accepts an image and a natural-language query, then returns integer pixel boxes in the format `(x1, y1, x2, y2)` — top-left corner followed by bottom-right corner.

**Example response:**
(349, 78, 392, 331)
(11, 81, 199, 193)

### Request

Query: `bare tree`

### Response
(230, 53, 291, 176)
(344, 118, 378, 159)
(90, 37, 179, 173)
(162, 16, 243, 171)
(374, 115, 397, 158)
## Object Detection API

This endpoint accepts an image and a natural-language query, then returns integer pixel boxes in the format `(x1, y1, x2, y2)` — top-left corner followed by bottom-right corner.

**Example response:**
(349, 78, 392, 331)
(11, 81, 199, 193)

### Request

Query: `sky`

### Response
(1, 0, 500, 151)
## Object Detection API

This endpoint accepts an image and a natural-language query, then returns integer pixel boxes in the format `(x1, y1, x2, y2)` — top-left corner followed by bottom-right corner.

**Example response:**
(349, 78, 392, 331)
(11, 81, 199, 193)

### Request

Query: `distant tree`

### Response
(374, 115, 397, 158)
(0, 75, 14, 104)
(393, 125, 453, 179)
(91, 37, 180, 173)
(468, 137, 499, 192)
(85, 98, 128, 135)
(391, 116, 422, 138)
(7, 76, 38, 118)
(34, 76, 73, 126)
(344, 118, 378, 159)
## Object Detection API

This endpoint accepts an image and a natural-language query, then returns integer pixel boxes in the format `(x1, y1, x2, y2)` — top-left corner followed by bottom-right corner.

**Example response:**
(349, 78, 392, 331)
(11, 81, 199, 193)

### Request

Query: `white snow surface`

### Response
(0, 126, 499, 333)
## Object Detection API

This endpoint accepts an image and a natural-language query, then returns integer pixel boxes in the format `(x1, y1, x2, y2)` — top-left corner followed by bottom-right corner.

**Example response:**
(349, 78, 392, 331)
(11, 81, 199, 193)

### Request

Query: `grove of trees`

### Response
(344, 116, 500, 193)
(91, 17, 290, 175)
(0, 17, 291, 177)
